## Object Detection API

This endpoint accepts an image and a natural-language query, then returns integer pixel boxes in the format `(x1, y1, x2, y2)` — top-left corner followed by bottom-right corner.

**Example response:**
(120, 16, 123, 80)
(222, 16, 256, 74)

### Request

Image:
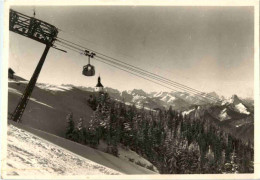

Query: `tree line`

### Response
(65, 92, 254, 174)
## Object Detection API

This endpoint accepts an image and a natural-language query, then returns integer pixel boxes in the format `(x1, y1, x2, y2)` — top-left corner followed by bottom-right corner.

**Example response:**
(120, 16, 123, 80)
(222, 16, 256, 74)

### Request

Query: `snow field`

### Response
(5, 124, 121, 176)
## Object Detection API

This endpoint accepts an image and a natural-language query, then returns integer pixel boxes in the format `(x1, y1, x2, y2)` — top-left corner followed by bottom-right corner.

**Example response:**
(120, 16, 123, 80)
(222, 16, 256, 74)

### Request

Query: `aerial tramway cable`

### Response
(55, 39, 220, 103)
(94, 56, 212, 104)
(55, 37, 221, 103)
(96, 56, 220, 99)
(54, 40, 219, 104)
(56, 36, 220, 98)
(93, 57, 212, 104)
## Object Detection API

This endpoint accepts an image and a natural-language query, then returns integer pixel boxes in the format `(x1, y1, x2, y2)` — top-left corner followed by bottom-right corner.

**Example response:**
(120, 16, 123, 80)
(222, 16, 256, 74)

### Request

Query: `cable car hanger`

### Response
(82, 50, 96, 76)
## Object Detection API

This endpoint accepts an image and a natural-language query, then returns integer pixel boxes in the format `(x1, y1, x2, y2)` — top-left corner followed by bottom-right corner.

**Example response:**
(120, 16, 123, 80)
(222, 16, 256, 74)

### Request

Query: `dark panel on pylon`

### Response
(9, 9, 58, 45)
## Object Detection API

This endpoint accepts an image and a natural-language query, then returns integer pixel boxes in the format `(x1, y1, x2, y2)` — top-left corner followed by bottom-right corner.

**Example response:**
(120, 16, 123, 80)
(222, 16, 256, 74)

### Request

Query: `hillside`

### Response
(8, 77, 95, 137)
(8, 75, 254, 143)
(7, 75, 254, 174)
(7, 76, 158, 175)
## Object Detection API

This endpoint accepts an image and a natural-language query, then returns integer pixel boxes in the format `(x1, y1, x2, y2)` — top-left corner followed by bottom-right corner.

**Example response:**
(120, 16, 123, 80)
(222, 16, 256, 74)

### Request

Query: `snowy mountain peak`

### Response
(131, 89, 147, 97)
(220, 94, 251, 115)
(229, 94, 241, 105)
(161, 94, 176, 103)
(206, 91, 220, 99)
(221, 94, 242, 106)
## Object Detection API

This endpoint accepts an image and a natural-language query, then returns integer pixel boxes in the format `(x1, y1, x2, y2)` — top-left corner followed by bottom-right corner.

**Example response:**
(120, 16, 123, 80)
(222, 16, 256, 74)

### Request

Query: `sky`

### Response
(9, 6, 254, 98)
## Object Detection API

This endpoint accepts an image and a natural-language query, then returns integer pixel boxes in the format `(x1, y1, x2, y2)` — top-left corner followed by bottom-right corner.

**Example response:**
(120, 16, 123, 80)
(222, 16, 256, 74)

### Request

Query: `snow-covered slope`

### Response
(8, 79, 95, 137)
(234, 103, 250, 115)
(222, 94, 251, 115)
(96, 141, 159, 173)
(117, 146, 159, 173)
(36, 83, 73, 92)
(182, 108, 195, 116)
(161, 94, 176, 103)
(8, 87, 54, 108)
(218, 108, 231, 121)
(5, 124, 121, 176)
(4, 121, 156, 176)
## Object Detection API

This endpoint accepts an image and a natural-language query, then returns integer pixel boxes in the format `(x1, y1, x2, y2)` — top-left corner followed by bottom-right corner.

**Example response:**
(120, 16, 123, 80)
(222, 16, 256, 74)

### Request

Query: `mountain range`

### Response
(8, 75, 254, 143)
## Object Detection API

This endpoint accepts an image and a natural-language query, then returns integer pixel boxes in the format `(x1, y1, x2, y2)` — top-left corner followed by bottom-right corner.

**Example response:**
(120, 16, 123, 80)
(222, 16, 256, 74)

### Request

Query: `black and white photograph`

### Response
(1, 0, 259, 179)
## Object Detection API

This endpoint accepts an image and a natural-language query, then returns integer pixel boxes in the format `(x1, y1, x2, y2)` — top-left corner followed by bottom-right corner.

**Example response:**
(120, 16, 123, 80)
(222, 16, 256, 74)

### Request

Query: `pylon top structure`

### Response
(9, 9, 58, 46)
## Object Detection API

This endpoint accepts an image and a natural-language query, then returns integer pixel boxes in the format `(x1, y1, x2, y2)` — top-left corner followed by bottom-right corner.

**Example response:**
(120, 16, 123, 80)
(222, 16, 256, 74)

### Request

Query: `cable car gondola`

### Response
(83, 64, 95, 76)
(82, 51, 96, 76)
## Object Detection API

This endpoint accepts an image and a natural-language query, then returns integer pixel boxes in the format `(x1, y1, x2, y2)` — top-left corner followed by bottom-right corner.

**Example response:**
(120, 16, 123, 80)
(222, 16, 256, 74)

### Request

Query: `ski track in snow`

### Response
(8, 87, 54, 109)
(5, 125, 121, 176)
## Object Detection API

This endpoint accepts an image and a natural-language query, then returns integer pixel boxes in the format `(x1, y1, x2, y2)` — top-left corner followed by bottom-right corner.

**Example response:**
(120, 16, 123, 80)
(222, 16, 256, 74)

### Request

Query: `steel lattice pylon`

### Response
(9, 9, 59, 122)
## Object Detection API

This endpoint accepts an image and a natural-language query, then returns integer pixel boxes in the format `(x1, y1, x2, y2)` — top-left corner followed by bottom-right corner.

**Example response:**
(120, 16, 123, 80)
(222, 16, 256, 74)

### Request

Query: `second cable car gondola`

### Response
(82, 51, 96, 76)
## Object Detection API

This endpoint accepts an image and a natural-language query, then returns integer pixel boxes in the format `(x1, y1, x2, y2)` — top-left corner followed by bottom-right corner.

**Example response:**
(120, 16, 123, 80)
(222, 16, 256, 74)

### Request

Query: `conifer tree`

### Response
(188, 141, 201, 173)
(65, 112, 75, 140)
(203, 145, 216, 173)
(167, 106, 174, 131)
(76, 117, 84, 143)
